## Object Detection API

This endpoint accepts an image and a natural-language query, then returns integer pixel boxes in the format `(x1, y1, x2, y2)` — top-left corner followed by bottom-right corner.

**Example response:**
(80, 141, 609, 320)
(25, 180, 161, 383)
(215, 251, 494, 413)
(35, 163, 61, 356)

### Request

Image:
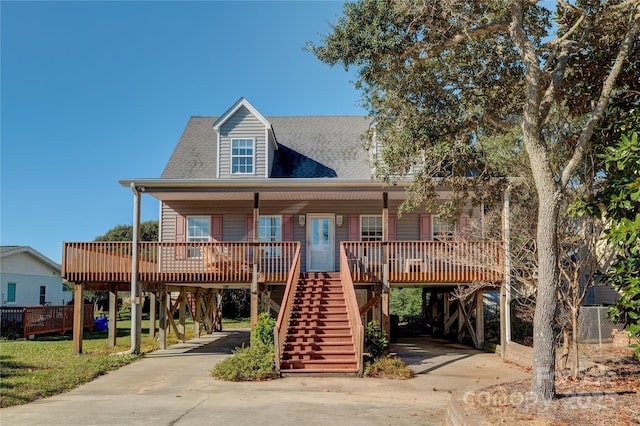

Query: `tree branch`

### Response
(561, 5, 640, 187)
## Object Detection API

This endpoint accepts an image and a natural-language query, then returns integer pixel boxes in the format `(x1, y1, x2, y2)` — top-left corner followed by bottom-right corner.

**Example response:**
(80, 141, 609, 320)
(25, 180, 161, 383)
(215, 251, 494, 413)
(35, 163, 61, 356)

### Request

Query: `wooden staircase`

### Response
(279, 272, 359, 375)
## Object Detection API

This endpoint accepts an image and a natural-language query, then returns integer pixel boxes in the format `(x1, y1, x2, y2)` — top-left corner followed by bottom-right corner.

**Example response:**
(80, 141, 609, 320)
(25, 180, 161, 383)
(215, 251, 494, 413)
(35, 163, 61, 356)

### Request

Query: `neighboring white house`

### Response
(0, 246, 70, 306)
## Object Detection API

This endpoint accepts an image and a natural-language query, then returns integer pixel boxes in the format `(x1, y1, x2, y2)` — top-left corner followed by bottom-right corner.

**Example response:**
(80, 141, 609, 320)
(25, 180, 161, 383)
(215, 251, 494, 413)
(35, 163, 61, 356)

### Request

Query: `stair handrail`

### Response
(340, 243, 365, 376)
(274, 243, 301, 374)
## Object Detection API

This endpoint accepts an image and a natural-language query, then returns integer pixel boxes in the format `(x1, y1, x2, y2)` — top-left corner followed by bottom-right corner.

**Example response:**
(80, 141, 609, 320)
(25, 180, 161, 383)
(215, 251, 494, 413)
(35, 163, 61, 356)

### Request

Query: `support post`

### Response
(193, 288, 202, 338)
(500, 184, 512, 357)
(130, 183, 142, 354)
(251, 264, 259, 339)
(108, 286, 118, 347)
(476, 290, 485, 349)
(158, 285, 167, 350)
(73, 283, 84, 354)
(178, 287, 186, 342)
(149, 291, 157, 338)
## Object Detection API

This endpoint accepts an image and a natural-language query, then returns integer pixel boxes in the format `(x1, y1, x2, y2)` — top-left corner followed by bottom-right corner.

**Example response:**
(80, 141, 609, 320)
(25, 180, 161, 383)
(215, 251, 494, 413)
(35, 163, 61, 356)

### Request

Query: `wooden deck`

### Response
(63, 240, 503, 285)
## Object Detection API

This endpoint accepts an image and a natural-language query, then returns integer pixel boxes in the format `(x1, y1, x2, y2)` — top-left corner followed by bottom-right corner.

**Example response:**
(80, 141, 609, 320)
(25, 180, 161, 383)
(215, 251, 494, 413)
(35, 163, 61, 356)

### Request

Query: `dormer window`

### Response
(231, 138, 254, 174)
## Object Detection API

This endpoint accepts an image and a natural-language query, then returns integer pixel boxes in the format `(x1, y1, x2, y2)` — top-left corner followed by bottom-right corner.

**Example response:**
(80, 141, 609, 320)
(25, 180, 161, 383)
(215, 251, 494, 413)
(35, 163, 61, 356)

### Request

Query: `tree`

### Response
(94, 221, 159, 242)
(310, 0, 639, 399)
(579, 132, 640, 360)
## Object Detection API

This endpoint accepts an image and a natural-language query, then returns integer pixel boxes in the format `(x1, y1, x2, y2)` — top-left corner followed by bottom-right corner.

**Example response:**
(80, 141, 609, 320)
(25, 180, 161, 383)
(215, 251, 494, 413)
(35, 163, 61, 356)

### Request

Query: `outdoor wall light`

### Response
(336, 215, 343, 226)
(299, 215, 306, 227)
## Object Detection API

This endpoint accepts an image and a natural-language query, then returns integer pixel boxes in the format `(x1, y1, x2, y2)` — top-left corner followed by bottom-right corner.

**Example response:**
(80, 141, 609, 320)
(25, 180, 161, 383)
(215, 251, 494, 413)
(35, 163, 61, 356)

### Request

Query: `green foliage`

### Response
(251, 312, 276, 347)
(577, 132, 640, 360)
(211, 314, 277, 381)
(364, 356, 414, 379)
(210, 343, 276, 382)
(94, 220, 159, 242)
(364, 320, 388, 361)
(390, 288, 422, 323)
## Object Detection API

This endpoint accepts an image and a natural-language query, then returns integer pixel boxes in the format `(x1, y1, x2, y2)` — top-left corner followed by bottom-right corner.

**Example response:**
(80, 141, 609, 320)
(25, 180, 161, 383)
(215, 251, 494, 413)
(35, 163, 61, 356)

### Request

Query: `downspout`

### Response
(115, 183, 142, 355)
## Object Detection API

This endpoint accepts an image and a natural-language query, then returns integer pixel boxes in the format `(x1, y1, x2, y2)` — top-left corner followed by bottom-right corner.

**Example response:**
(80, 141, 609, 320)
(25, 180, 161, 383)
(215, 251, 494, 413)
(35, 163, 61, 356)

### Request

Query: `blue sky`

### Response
(1, 0, 365, 264)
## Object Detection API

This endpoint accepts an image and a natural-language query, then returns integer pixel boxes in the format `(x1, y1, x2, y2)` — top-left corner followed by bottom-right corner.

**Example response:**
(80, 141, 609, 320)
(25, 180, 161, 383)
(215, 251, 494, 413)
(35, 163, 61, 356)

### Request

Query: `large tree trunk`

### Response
(525, 133, 560, 400)
(571, 307, 580, 378)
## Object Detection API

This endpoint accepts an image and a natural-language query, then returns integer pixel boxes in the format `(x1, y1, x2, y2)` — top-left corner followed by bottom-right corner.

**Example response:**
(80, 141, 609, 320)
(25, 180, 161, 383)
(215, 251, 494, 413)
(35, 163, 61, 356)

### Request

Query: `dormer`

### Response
(213, 98, 278, 178)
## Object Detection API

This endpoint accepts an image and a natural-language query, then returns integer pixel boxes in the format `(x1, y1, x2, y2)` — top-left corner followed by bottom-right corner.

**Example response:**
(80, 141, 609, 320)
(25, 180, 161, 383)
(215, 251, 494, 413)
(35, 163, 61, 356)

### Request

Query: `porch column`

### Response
(193, 288, 202, 338)
(148, 291, 157, 339)
(130, 183, 142, 354)
(72, 282, 84, 354)
(158, 284, 167, 350)
(178, 287, 186, 342)
(476, 289, 485, 349)
(108, 285, 118, 347)
(251, 193, 260, 336)
(500, 184, 512, 357)
(381, 192, 390, 337)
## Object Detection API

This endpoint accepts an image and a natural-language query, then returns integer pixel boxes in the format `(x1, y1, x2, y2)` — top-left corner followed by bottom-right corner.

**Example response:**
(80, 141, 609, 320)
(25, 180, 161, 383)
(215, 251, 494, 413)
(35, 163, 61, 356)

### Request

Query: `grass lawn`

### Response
(0, 318, 249, 408)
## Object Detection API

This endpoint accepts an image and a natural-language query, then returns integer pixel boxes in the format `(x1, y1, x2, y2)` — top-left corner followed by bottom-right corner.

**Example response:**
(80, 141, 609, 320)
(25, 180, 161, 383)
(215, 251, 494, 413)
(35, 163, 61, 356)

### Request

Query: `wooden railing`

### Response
(343, 240, 504, 283)
(63, 242, 300, 284)
(340, 244, 365, 376)
(0, 305, 94, 337)
(274, 244, 301, 374)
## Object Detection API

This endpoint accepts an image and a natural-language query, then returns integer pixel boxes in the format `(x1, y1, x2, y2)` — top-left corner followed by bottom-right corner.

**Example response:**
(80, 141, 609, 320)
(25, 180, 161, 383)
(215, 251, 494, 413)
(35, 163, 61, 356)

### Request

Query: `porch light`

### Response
(299, 215, 306, 227)
(336, 215, 343, 226)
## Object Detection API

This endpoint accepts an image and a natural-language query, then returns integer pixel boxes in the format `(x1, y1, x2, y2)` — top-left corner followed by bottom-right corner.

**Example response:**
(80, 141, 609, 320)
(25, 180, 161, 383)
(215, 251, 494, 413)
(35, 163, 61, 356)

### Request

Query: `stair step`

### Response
(280, 359, 357, 370)
(286, 334, 354, 343)
(284, 342, 355, 350)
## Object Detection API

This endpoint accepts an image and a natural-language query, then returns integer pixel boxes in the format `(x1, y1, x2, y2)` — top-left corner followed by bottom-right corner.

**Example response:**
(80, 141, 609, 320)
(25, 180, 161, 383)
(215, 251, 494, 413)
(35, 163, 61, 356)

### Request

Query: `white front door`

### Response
(307, 214, 335, 271)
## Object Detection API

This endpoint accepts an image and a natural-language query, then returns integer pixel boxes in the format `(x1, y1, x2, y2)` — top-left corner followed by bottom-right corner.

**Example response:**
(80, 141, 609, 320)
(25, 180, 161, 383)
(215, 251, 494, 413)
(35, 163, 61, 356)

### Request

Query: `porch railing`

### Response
(274, 244, 302, 374)
(343, 240, 504, 283)
(62, 242, 300, 284)
(0, 305, 95, 337)
(340, 243, 365, 375)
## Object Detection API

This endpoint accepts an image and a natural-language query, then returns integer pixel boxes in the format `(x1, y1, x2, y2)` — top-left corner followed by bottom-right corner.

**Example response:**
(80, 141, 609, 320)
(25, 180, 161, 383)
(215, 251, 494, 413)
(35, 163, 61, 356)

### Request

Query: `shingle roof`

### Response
(161, 115, 373, 179)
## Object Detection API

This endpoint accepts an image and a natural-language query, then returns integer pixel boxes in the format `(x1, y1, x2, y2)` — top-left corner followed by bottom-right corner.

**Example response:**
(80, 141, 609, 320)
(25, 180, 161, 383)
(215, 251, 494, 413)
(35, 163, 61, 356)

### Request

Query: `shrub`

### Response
(365, 320, 389, 361)
(211, 313, 277, 381)
(364, 356, 414, 379)
(211, 342, 276, 381)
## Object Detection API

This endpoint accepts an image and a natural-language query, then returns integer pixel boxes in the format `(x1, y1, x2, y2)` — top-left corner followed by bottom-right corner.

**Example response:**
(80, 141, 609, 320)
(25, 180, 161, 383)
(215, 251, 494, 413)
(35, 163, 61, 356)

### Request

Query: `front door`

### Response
(307, 214, 335, 271)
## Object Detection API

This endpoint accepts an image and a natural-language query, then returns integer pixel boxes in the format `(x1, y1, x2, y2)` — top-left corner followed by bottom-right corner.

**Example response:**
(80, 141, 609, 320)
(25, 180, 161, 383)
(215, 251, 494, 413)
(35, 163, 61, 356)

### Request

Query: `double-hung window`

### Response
(433, 217, 456, 241)
(231, 138, 254, 174)
(187, 216, 210, 257)
(258, 216, 281, 257)
(360, 215, 383, 241)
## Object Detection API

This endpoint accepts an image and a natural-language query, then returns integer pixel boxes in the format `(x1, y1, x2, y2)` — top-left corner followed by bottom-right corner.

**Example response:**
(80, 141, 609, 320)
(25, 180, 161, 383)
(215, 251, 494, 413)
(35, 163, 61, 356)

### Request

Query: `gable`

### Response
(0, 250, 61, 277)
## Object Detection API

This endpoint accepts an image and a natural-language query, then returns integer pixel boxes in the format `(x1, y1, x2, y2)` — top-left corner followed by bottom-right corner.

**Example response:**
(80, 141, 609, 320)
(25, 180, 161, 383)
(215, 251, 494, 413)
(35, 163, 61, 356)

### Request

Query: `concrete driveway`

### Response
(0, 331, 528, 425)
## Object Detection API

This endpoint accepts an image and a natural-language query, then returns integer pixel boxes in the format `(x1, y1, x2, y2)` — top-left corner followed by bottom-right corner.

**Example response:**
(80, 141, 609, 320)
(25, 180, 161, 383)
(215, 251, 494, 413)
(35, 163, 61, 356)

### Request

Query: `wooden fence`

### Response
(0, 305, 95, 338)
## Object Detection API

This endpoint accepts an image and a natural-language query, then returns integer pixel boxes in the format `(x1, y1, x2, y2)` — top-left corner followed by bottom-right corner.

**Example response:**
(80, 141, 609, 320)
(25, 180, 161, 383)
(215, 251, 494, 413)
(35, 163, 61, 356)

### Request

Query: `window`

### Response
(40, 286, 46, 305)
(187, 216, 210, 257)
(6, 283, 16, 303)
(259, 216, 281, 256)
(361, 215, 383, 241)
(231, 138, 254, 174)
(433, 217, 456, 241)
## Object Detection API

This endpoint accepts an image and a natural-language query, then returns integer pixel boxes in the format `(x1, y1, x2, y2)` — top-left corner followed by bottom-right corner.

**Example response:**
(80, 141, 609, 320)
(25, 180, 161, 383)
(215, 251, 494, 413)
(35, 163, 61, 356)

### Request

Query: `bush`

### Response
(211, 342, 276, 381)
(365, 320, 389, 361)
(211, 312, 277, 381)
(364, 356, 414, 379)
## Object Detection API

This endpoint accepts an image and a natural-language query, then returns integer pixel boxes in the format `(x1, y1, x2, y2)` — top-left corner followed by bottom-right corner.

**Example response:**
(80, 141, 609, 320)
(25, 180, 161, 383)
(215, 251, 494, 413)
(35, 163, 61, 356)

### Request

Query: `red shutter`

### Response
(282, 215, 294, 241)
(245, 215, 254, 242)
(388, 214, 397, 241)
(175, 214, 186, 259)
(211, 215, 222, 241)
(420, 214, 433, 241)
(348, 215, 360, 241)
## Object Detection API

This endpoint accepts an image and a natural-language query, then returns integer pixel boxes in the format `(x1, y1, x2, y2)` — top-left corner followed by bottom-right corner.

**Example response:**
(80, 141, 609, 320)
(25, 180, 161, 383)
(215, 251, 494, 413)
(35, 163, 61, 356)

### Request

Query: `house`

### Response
(62, 98, 506, 374)
(1, 246, 70, 306)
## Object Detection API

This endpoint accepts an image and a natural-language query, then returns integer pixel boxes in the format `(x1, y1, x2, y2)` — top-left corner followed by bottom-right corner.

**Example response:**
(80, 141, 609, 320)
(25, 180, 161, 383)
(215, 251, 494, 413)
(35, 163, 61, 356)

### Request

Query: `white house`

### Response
(1, 246, 70, 306)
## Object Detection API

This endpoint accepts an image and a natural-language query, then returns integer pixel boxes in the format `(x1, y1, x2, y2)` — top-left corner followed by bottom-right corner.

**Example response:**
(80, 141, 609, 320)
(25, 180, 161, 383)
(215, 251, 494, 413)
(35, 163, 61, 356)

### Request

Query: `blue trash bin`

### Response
(93, 317, 108, 332)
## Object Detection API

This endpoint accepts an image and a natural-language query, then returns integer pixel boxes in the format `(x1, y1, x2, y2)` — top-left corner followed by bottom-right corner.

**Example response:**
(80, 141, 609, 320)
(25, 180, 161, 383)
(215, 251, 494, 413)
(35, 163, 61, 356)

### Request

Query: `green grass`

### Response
(0, 318, 250, 407)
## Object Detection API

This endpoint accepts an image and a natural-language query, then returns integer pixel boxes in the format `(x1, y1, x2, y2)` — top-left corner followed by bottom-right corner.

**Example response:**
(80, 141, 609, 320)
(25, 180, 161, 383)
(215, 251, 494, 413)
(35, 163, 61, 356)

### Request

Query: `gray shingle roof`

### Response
(161, 115, 373, 179)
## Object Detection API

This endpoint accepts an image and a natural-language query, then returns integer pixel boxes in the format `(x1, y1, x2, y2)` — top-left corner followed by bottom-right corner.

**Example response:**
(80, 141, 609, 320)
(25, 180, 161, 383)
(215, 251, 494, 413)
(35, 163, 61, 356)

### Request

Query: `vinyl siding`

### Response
(218, 106, 267, 178)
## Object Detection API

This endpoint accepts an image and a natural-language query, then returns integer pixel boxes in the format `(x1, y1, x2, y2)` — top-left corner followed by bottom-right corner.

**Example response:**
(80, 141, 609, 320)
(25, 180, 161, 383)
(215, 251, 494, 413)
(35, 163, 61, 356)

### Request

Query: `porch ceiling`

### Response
(117, 178, 433, 202)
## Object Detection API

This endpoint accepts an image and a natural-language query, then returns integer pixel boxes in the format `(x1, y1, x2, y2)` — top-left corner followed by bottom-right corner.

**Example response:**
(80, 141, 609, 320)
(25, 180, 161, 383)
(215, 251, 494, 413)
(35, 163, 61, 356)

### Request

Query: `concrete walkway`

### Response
(0, 332, 529, 426)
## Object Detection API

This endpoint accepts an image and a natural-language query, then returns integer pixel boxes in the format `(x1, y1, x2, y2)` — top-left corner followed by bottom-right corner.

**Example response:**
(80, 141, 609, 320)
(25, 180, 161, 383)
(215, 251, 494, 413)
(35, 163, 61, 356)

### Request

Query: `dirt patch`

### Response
(464, 345, 640, 425)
